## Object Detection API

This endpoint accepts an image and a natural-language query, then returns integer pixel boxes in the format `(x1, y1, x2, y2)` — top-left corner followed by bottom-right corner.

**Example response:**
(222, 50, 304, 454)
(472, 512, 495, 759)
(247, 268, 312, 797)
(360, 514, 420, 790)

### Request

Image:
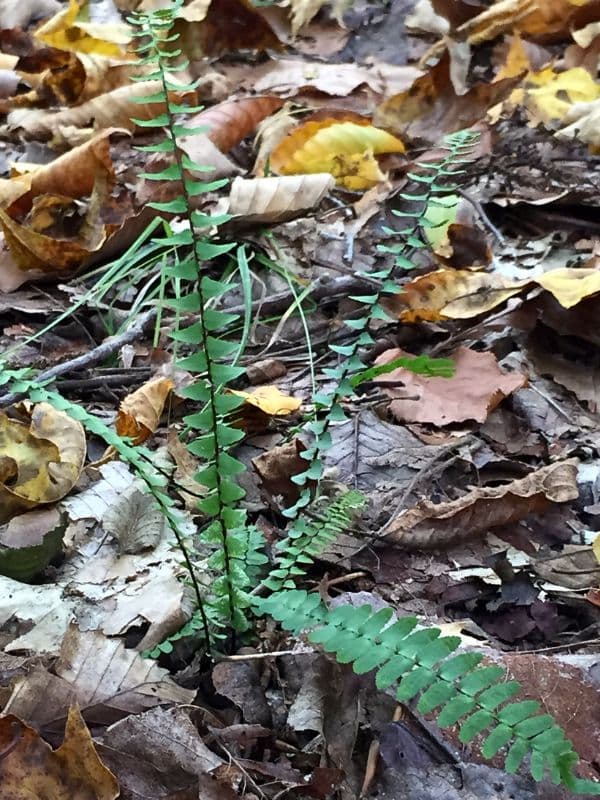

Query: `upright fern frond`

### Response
(256, 590, 600, 795)
(284, 131, 480, 522)
(127, 1, 255, 638)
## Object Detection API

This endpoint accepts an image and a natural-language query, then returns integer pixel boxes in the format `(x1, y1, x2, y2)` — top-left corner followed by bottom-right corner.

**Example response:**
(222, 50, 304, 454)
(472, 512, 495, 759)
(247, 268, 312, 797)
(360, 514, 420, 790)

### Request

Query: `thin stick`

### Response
(0, 308, 157, 407)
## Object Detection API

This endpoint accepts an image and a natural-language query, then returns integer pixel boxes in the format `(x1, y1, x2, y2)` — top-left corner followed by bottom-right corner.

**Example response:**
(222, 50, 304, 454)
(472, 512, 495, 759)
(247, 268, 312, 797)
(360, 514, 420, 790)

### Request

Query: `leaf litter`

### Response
(1, 0, 600, 798)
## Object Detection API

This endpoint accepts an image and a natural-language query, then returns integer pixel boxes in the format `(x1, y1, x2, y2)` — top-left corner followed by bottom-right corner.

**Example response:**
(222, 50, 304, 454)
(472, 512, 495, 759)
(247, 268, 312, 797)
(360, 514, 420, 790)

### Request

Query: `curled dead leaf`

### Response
(228, 173, 335, 225)
(116, 376, 174, 445)
(385, 459, 578, 549)
(0, 402, 86, 524)
(382, 269, 526, 322)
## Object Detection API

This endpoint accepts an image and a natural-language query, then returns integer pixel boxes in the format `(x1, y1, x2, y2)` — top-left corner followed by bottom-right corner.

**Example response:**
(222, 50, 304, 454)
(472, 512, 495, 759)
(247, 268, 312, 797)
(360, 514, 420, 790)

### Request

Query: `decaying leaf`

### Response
(270, 116, 404, 189)
(382, 269, 526, 322)
(228, 173, 335, 225)
(376, 346, 527, 425)
(116, 376, 174, 444)
(374, 53, 522, 141)
(4, 625, 195, 725)
(102, 486, 164, 554)
(0, 402, 86, 523)
(0, 705, 119, 800)
(384, 459, 579, 549)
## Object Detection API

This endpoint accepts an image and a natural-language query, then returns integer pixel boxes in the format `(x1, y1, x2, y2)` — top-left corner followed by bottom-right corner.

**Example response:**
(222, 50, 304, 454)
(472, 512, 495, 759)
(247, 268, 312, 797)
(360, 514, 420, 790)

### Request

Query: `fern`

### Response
(282, 130, 478, 524)
(255, 590, 600, 794)
(127, 0, 256, 639)
(259, 489, 366, 592)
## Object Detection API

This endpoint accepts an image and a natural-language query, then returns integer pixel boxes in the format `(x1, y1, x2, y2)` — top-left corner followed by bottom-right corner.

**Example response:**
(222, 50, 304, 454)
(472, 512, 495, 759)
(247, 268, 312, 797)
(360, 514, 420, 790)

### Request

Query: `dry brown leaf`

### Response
(382, 269, 526, 322)
(7, 80, 194, 138)
(228, 173, 334, 224)
(0, 705, 119, 800)
(175, 0, 281, 58)
(250, 59, 386, 96)
(385, 459, 578, 549)
(4, 625, 195, 726)
(116, 376, 174, 445)
(456, 0, 600, 44)
(376, 346, 527, 425)
(374, 52, 522, 141)
(190, 96, 284, 153)
(0, 128, 125, 209)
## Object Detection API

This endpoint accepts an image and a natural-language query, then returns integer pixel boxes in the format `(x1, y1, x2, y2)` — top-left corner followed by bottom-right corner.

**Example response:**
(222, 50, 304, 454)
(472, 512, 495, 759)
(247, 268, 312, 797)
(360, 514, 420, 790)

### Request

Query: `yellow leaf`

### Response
(270, 119, 404, 188)
(231, 386, 302, 415)
(593, 533, 600, 565)
(525, 67, 600, 123)
(535, 268, 600, 308)
(35, 0, 132, 57)
(382, 269, 527, 322)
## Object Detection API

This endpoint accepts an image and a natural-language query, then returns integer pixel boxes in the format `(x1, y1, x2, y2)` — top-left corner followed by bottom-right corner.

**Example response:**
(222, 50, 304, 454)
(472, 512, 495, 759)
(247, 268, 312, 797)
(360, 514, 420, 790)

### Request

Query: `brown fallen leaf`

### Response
(376, 346, 527, 425)
(116, 376, 174, 445)
(175, 0, 281, 58)
(384, 459, 578, 549)
(0, 705, 119, 800)
(374, 52, 522, 142)
(192, 96, 285, 153)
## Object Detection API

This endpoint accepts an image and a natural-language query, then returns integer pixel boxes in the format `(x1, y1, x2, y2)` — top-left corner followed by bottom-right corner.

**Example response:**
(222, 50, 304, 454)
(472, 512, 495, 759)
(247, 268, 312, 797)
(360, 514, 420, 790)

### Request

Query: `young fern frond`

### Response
(128, 1, 254, 638)
(256, 590, 600, 794)
(259, 489, 366, 592)
(283, 131, 480, 523)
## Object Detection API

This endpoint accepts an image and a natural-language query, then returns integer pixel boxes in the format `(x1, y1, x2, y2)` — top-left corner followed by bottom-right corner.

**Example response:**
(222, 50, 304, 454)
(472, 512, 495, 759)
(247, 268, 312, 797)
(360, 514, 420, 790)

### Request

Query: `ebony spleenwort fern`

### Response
(128, 0, 261, 639)
(283, 131, 479, 522)
(0, 5, 598, 790)
(255, 590, 599, 794)
(259, 489, 366, 592)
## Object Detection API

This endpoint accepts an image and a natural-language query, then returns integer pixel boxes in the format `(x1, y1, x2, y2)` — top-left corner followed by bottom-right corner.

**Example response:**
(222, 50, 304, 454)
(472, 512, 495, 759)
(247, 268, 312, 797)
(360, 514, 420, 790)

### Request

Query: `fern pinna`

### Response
(256, 590, 599, 794)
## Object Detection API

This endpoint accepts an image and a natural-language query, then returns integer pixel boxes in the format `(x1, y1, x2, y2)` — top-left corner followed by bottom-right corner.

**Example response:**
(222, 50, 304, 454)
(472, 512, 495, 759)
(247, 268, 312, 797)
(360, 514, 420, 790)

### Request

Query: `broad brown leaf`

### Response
(374, 52, 522, 141)
(191, 96, 284, 153)
(116, 376, 174, 445)
(0, 705, 119, 800)
(376, 346, 527, 425)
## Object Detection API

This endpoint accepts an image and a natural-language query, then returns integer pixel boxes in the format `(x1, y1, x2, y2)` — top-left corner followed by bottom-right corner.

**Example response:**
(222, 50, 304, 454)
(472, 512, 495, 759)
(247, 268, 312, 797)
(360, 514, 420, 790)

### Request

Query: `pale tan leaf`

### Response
(228, 173, 334, 224)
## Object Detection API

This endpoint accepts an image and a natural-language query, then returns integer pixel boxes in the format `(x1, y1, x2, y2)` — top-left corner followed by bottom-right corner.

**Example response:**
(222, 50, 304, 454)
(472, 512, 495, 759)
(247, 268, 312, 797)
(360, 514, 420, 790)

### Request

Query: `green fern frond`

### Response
(260, 489, 366, 592)
(127, 1, 253, 638)
(255, 590, 600, 794)
(283, 130, 479, 521)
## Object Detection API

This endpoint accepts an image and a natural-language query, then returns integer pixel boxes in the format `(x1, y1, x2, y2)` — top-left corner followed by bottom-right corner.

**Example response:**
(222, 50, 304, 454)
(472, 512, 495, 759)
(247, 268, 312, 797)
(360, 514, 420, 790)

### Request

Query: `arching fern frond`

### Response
(255, 589, 600, 794)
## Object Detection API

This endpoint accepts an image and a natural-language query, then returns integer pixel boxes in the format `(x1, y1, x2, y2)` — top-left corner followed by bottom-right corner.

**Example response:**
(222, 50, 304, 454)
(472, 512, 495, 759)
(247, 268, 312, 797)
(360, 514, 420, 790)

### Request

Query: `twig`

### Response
(0, 308, 158, 406)
(457, 189, 505, 244)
